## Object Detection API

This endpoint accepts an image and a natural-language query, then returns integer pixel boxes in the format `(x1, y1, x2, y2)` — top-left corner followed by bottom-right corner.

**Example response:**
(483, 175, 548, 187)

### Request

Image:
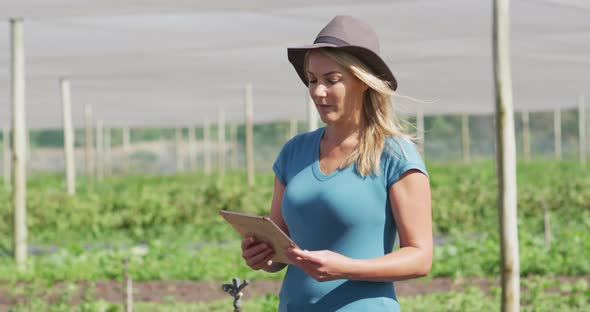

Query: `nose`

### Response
(310, 83, 327, 101)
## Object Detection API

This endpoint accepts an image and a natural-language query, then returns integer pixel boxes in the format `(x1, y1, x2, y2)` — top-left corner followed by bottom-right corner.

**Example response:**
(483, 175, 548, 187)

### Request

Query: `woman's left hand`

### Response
(287, 248, 354, 282)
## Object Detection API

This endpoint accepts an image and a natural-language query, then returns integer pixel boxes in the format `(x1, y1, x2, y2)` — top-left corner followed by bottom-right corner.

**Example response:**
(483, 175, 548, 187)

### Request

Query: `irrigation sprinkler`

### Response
(222, 277, 250, 312)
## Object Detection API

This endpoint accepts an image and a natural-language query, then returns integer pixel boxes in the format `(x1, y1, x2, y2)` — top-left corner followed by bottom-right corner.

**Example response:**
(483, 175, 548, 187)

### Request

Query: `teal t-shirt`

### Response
(272, 127, 428, 312)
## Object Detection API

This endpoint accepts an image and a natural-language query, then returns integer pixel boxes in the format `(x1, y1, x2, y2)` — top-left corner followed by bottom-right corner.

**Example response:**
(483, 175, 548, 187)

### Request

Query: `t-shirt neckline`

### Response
(312, 127, 343, 181)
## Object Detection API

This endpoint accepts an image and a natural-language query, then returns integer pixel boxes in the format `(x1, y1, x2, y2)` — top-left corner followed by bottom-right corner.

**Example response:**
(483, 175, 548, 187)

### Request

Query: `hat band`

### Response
(313, 36, 350, 46)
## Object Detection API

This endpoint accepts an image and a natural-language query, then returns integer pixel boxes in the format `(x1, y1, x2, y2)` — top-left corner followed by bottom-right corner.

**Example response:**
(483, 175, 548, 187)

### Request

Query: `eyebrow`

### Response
(306, 71, 342, 77)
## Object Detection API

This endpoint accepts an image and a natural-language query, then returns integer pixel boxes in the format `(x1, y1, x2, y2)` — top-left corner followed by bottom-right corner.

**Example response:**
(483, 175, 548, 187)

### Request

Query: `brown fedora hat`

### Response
(287, 15, 397, 91)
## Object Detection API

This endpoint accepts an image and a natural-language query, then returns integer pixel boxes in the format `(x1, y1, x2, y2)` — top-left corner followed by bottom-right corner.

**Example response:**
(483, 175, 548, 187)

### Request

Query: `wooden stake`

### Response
(493, 0, 520, 310)
(188, 126, 197, 171)
(122, 127, 130, 174)
(105, 128, 112, 176)
(521, 110, 531, 162)
(578, 95, 586, 164)
(175, 128, 184, 172)
(554, 109, 562, 161)
(461, 114, 471, 163)
(84, 105, 94, 177)
(218, 109, 226, 178)
(11, 17, 28, 271)
(60, 78, 76, 195)
(204, 122, 211, 175)
(96, 120, 104, 180)
(230, 123, 238, 170)
(123, 259, 133, 312)
(3, 125, 10, 190)
(245, 83, 255, 186)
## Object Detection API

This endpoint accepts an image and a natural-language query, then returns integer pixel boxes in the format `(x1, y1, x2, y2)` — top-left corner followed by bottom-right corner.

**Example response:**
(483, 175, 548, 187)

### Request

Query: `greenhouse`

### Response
(0, 0, 589, 311)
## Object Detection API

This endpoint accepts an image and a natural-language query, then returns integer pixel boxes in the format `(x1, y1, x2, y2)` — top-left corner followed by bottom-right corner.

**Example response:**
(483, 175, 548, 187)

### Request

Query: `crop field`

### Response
(1, 160, 589, 311)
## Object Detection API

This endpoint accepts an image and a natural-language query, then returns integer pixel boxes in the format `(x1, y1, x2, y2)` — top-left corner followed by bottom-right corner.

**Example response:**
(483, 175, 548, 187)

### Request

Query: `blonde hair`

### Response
(304, 48, 414, 176)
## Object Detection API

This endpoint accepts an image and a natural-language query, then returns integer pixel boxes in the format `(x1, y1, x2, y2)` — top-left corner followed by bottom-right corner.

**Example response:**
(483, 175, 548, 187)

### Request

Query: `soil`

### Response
(0, 275, 588, 309)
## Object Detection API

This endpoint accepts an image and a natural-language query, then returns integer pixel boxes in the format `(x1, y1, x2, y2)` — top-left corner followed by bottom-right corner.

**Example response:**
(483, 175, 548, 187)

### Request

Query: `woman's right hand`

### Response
(241, 235, 275, 270)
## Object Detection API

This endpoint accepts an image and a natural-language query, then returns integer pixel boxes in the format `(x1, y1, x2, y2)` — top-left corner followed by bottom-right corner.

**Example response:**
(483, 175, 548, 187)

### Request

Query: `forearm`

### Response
(346, 246, 432, 282)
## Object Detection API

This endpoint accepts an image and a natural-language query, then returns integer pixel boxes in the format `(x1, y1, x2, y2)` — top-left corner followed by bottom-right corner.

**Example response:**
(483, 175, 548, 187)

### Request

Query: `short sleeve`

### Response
(384, 136, 429, 189)
(273, 140, 291, 186)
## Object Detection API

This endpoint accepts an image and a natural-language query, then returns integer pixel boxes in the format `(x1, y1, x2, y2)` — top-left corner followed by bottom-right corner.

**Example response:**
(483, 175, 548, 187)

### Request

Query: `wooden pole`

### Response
(245, 83, 255, 186)
(96, 120, 104, 180)
(230, 123, 238, 170)
(554, 109, 562, 161)
(188, 126, 197, 172)
(218, 109, 226, 178)
(461, 114, 471, 163)
(307, 95, 318, 132)
(493, 0, 520, 310)
(416, 106, 425, 157)
(3, 125, 10, 190)
(123, 259, 133, 312)
(521, 110, 531, 162)
(578, 95, 586, 164)
(122, 127, 130, 174)
(11, 18, 28, 271)
(203, 122, 211, 175)
(175, 127, 184, 172)
(84, 105, 94, 177)
(60, 78, 76, 195)
(104, 127, 112, 176)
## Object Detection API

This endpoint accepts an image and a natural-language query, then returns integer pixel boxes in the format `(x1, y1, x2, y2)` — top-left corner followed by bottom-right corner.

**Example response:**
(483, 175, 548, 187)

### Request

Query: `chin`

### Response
(318, 112, 340, 125)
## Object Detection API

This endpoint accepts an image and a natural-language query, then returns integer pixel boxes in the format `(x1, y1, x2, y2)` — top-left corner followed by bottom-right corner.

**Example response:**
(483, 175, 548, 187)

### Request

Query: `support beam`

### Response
(578, 95, 586, 164)
(203, 122, 211, 175)
(245, 83, 255, 186)
(60, 78, 76, 194)
(230, 123, 238, 170)
(175, 127, 184, 172)
(521, 110, 531, 162)
(3, 125, 10, 190)
(104, 128, 111, 177)
(554, 109, 562, 161)
(188, 126, 197, 171)
(122, 127, 130, 174)
(461, 114, 471, 163)
(493, 1, 520, 310)
(218, 109, 226, 178)
(11, 17, 28, 271)
(84, 105, 94, 176)
(96, 120, 104, 180)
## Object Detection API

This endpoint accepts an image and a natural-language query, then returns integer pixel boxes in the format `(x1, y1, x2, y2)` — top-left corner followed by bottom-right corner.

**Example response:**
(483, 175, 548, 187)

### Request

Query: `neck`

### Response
(324, 120, 363, 146)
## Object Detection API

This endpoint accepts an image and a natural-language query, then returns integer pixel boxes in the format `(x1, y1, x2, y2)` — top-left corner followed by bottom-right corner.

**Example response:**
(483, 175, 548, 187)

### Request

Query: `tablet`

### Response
(219, 210, 296, 264)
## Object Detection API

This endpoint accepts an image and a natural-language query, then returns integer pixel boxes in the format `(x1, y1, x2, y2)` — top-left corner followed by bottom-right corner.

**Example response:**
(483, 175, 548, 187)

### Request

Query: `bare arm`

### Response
(287, 169, 432, 282)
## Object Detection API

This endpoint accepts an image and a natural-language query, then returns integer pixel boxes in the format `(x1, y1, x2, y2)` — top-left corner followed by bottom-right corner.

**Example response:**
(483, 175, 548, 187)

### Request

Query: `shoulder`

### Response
(382, 135, 421, 162)
(281, 127, 323, 154)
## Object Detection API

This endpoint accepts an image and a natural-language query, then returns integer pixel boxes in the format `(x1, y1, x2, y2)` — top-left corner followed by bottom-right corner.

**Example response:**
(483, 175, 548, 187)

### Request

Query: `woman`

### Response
(241, 15, 432, 311)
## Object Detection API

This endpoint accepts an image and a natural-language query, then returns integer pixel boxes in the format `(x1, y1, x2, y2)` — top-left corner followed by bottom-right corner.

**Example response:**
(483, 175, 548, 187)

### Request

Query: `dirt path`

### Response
(1, 275, 588, 308)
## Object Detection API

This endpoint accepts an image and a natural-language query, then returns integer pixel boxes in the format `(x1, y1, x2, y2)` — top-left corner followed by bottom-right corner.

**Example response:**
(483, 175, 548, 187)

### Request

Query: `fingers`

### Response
(247, 247, 275, 270)
(241, 236, 256, 249)
(241, 236, 276, 270)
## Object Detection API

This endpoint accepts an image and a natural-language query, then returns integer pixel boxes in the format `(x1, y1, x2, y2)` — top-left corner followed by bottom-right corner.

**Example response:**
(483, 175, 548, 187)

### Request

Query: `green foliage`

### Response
(0, 160, 588, 284)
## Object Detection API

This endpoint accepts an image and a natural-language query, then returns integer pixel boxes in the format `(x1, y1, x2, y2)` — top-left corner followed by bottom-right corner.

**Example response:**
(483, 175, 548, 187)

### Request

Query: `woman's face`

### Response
(306, 51, 367, 127)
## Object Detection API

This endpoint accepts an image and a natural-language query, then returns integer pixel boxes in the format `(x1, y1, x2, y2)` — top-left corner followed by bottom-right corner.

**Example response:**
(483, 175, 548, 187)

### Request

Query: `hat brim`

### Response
(287, 43, 398, 91)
